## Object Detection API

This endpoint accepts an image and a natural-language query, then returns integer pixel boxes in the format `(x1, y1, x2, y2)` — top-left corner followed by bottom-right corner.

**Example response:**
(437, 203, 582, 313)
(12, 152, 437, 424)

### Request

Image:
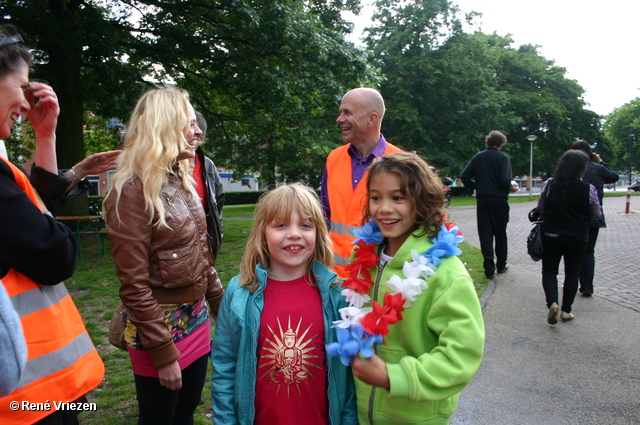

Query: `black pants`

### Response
(476, 197, 510, 277)
(541, 234, 587, 313)
(134, 353, 209, 425)
(34, 407, 79, 425)
(579, 227, 600, 294)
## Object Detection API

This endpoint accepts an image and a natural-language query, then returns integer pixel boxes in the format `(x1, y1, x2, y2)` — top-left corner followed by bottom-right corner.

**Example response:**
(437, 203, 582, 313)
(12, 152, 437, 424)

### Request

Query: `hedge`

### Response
(451, 187, 474, 197)
(89, 192, 267, 207)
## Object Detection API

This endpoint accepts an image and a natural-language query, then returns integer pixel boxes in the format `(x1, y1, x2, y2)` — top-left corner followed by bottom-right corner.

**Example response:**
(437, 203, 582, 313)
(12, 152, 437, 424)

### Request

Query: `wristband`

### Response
(68, 166, 83, 183)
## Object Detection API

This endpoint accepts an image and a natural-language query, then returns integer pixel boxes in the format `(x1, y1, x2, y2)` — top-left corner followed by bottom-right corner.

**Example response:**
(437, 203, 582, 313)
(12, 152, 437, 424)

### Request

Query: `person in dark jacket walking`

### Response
(537, 150, 601, 324)
(461, 130, 517, 279)
(571, 140, 619, 296)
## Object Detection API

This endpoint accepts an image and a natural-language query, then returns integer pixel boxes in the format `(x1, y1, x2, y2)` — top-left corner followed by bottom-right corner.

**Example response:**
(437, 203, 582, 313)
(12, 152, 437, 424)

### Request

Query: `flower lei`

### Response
(326, 219, 464, 366)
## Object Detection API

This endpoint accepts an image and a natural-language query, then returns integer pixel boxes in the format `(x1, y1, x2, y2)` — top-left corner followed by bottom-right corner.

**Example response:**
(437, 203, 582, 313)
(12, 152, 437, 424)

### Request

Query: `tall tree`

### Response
(491, 42, 603, 179)
(604, 98, 640, 182)
(2, 0, 373, 211)
(363, 1, 602, 178)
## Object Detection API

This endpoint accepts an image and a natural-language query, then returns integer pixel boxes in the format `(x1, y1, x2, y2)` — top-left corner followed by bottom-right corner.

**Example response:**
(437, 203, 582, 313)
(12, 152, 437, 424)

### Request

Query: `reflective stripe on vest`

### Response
(0, 157, 105, 424)
(325, 142, 403, 278)
(16, 328, 97, 390)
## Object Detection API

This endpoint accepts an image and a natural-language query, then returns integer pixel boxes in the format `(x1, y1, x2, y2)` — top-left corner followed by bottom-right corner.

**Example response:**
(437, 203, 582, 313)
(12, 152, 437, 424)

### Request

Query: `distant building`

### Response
(216, 168, 262, 192)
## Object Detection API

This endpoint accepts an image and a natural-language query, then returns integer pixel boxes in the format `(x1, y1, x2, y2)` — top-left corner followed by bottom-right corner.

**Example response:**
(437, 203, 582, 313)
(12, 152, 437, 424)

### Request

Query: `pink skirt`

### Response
(128, 321, 211, 377)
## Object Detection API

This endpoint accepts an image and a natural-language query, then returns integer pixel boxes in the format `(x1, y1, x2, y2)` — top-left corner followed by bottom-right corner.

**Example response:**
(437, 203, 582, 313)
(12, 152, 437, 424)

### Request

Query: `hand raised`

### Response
(24, 82, 59, 139)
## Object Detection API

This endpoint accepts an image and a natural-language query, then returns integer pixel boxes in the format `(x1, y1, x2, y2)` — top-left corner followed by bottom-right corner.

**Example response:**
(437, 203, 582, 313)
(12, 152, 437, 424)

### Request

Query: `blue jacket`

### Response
(0, 281, 26, 397)
(211, 261, 357, 425)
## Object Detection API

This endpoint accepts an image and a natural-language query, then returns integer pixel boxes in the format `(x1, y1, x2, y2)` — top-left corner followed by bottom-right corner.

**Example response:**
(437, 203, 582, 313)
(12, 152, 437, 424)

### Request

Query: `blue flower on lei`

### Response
(326, 323, 383, 366)
(327, 222, 463, 363)
(421, 225, 464, 266)
(352, 219, 384, 246)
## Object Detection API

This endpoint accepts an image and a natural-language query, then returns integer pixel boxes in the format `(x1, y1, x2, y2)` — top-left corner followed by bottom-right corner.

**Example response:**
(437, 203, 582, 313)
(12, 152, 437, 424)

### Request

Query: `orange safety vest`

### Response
(326, 141, 403, 278)
(0, 158, 105, 425)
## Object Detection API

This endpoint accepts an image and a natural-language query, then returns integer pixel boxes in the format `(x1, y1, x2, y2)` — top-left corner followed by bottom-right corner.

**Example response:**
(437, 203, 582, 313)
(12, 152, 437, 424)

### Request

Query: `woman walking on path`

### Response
(538, 150, 601, 324)
(570, 140, 619, 296)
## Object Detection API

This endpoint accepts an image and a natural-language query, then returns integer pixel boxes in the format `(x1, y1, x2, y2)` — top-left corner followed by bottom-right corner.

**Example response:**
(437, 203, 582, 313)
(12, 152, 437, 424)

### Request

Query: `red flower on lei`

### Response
(327, 220, 464, 364)
(359, 292, 405, 336)
(342, 240, 379, 294)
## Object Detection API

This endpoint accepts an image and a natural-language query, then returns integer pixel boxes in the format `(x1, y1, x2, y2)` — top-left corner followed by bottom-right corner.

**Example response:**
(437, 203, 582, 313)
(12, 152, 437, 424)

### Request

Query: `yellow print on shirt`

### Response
(258, 316, 322, 397)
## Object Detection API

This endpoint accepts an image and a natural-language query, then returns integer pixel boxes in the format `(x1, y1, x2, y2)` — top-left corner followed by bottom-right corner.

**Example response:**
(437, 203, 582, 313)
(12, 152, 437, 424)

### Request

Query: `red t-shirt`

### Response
(192, 156, 207, 211)
(254, 276, 329, 425)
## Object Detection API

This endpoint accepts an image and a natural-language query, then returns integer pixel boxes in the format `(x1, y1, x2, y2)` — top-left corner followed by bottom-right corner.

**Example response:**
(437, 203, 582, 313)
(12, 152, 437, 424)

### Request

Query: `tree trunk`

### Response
(45, 35, 87, 216)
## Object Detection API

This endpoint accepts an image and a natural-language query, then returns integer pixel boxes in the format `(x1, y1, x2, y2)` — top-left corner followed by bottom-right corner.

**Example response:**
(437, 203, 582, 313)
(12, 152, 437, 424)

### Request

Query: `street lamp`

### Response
(527, 135, 537, 200)
(630, 134, 636, 186)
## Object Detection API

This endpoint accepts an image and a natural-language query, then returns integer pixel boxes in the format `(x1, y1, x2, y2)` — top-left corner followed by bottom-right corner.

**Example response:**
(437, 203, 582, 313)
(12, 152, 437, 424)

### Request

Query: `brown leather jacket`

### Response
(105, 169, 224, 368)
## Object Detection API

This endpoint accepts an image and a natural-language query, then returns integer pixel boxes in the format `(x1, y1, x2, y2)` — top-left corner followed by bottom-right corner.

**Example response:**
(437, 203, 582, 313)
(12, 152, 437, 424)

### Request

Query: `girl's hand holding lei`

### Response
(327, 219, 464, 366)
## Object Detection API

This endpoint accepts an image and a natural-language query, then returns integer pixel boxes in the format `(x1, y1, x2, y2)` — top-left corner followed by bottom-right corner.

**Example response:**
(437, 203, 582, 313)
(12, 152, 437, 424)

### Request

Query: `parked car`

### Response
(631, 181, 640, 192)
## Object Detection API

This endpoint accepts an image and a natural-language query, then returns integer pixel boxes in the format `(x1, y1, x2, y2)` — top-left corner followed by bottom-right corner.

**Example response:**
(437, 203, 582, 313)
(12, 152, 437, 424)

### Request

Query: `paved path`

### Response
(448, 195, 640, 424)
(448, 195, 640, 312)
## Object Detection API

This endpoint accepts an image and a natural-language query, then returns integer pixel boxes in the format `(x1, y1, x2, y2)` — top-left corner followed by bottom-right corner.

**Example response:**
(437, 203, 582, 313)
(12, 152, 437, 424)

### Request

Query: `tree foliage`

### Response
(2, 120, 36, 167)
(2, 0, 374, 211)
(364, 0, 603, 179)
(604, 98, 640, 181)
(83, 113, 123, 156)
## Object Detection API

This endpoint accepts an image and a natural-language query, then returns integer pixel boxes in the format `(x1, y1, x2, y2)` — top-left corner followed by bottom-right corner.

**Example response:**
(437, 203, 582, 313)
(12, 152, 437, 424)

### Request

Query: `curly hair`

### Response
(485, 130, 507, 148)
(363, 152, 446, 239)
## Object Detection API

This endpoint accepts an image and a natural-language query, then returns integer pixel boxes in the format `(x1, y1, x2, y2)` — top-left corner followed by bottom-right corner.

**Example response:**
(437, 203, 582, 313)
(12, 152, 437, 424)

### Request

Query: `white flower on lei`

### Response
(333, 304, 372, 329)
(409, 249, 436, 281)
(386, 250, 436, 308)
(386, 274, 423, 307)
(340, 288, 371, 309)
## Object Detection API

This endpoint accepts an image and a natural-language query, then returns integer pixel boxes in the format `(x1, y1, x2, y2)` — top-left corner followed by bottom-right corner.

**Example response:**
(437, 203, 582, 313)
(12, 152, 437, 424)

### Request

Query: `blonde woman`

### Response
(211, 183, 357, 425)
(105, 87, 224, 425)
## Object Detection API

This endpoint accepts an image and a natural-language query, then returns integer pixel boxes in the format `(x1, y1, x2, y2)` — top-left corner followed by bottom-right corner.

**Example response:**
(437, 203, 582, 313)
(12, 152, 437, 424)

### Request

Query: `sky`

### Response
(343, 0, 640, 117)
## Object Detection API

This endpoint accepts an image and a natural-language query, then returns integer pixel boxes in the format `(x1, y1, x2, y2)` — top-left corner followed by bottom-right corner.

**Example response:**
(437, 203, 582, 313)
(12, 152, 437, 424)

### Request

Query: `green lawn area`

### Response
(70, 208, 489, 423)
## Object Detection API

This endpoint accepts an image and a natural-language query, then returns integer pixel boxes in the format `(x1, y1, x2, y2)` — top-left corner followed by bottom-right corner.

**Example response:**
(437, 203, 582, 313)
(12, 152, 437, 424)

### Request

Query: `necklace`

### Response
(327, 219, 463, 366)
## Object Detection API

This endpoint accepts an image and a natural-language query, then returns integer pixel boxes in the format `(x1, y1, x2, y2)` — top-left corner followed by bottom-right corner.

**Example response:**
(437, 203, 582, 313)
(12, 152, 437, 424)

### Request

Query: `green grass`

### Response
(70, 215, 487, 423)
(449, 195, 540, 207)
(222, 204, 256, 217)
(604, 190, 639, 197)
(69, 226, 249, 424)
(449, 190, 637, 208)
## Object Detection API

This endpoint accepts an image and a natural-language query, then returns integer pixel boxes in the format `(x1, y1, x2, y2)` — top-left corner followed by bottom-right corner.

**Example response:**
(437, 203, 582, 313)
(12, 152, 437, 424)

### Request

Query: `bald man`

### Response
(320, 88, 403, 278)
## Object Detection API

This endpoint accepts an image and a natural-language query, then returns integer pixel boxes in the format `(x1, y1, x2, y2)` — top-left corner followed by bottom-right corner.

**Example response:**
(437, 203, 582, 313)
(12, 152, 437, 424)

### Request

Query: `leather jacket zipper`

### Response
(162, 192, 180, 217)
(175, 187, 206, 266)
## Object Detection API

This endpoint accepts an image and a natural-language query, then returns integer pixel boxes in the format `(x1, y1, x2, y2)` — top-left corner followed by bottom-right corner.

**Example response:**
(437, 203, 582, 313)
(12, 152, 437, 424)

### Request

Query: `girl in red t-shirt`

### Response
(211, 183, 357, 425)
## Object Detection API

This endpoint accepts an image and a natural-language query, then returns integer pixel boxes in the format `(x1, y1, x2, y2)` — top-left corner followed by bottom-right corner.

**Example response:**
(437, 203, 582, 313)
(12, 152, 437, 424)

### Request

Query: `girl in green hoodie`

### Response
(330, 153, 484, 425)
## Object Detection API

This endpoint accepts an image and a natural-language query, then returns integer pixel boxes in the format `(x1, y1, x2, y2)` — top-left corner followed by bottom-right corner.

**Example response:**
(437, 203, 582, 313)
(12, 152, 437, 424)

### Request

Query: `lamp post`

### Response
(630, 134, 636, 186)
(527, 135, 537, 200)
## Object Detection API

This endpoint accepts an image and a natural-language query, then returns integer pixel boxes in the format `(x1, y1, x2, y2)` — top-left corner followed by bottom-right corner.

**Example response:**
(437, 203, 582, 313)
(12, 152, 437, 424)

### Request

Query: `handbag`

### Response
(527, 220, 543, 262)
(108, 300, 128, 351)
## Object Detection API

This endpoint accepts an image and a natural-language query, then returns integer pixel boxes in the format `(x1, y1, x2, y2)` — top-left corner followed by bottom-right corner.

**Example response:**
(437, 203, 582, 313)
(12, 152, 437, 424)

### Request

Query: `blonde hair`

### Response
(105, 87, 196, 227)
(364, 152, 446, 239)
(240, 183, 334, 293)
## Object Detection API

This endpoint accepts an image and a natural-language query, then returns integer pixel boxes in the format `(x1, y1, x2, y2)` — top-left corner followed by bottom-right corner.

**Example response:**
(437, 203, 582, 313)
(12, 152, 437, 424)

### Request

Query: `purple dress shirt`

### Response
(320, 135, 388, 226)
